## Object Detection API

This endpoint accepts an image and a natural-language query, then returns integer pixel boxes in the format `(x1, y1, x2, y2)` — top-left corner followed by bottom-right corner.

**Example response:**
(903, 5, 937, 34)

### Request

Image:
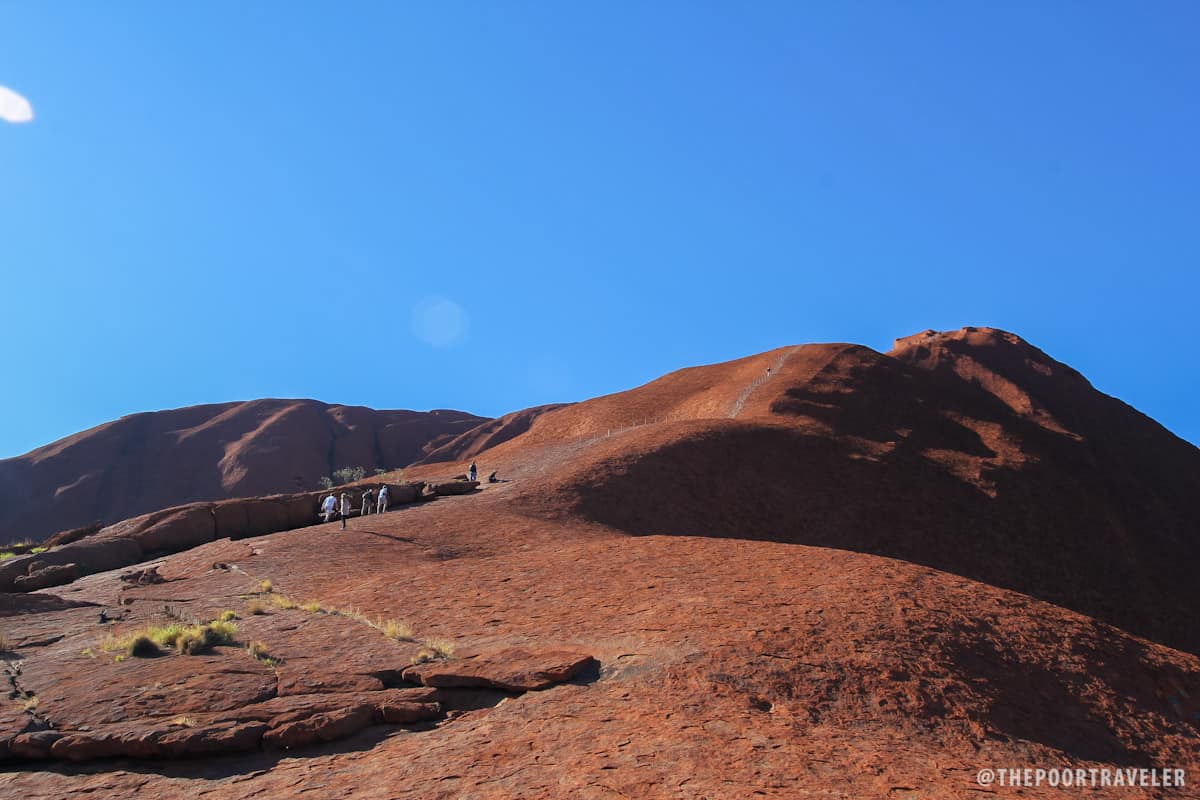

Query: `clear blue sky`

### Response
(2, 2, 1197, 458)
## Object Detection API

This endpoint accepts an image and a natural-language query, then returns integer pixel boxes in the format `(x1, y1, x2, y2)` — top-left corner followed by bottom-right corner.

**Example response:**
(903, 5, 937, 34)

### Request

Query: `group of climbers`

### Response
(319, 460, 496, 531)
(320, 484, 390, 530)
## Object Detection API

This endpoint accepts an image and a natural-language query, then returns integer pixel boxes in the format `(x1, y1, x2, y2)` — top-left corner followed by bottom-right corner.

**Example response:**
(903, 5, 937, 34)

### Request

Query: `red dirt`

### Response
(1, 327, 1198, 798)
(0, 400, 486, 544)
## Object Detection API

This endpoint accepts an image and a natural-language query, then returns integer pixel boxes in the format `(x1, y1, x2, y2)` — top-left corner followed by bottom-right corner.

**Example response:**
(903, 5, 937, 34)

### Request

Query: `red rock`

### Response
(403, 649, 596, 691)
(0, 537, 143, 592)
(0, 328, 1198, 799)
(0, 400, 487, 545)
(429, 480, 479, 496)
(376, 701, 441, 724)
(127, 505, 215, 555)
(262, 705, 375, 750)
(13, 562, 80, 591)
(8, 730, 62, 760)
(156, 721, 267, 757)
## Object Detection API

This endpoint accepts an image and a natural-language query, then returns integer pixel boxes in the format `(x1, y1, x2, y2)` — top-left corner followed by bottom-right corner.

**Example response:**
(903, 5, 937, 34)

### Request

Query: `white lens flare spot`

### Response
(0, 86, 34, 123)
(410, 296, 469, 348)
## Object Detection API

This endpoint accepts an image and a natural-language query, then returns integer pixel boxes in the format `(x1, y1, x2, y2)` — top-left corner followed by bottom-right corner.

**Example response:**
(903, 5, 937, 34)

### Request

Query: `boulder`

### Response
(14, 562, 81, 591)
(0, 538, 143, 592)
(429, 480, 480, 496)
(212, 500, 250, 539)
(128, 505, 215, 555)
(238, 499, 291, 539)
(403, 649, 597, 692)
(262, 705, 375, 750)
(280, 494, 320, 529)
(9, 730, 63, 760)
(156, 721, 267, 757)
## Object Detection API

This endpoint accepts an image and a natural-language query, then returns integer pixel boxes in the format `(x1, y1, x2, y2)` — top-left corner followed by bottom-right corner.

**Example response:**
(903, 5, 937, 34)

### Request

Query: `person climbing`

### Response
(321, 493, 337, 523)
(377, 484, 389, 514)
(468, 460, 478, 482)
(487, 470, 499, 483)
(361, 487, 374, 517)
(339, 492, 351, 530)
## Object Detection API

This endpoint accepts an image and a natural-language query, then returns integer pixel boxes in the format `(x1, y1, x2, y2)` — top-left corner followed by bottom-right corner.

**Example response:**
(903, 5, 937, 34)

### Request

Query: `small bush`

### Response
(0, 552, 15, 561)
(218, 610, 238, 622)
(332, 466, 366, 484)
(22, 696, 39, 711)
(301, 600, 323, 613)
(246, 601, 266, 615)
(259, 579, 273, 594)
(30, 546, 47, 554)
(127, 634, 161, 658)
(271, 594, 298, 610)
(318, 476, 334, 490)
(172, 715, 198, 728)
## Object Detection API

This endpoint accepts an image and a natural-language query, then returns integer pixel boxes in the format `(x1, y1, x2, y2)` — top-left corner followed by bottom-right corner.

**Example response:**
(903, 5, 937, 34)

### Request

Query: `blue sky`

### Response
(1, 2, 1197, 457)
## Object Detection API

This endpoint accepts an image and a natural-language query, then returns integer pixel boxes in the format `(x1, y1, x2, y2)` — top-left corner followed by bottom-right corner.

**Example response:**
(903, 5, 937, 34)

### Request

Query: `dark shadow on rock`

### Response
(561, 349, 1200, 656)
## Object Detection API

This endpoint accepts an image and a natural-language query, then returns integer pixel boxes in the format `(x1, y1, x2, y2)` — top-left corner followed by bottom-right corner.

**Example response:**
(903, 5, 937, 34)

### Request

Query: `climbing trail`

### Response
(728, 346, 801, 418)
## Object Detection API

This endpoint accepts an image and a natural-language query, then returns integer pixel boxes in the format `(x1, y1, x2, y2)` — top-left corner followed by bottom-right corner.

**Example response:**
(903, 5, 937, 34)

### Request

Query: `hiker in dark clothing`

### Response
(468, 461, 478, 482)
(361, 488, 374, 517)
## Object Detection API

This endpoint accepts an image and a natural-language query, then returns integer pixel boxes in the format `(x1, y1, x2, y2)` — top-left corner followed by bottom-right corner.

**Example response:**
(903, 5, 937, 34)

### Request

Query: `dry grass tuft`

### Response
(218, 610, 238, 622)
(411, 639, 455, 664)
(246, 601, 267, 615)
(301, 600, 324, 613)
(258, 579, 273, 594)
(381, 619, 416, 642)
(271, 594, 298, 610)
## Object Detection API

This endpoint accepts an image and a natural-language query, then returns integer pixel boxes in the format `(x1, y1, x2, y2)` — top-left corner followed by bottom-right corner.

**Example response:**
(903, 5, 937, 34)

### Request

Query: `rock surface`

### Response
(0, 328, 1198, 798)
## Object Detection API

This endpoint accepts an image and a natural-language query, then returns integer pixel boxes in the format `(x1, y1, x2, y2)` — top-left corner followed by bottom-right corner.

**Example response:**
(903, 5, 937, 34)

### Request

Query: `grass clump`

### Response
(102, 618, 239, 660)
(172, 715, 198, 728)
(247, 640, 279, 667)
(271, 594, 298, 610)
(207, 619, 238, 642)
(246, 601, 267, 615)
(381, 619, 416, 642)
(300, 600, 324, 613)
(259, 579, 273, 594)
(218, 610, 238, 622)
(412, 638, 456, 664)
(0, 552, 15, 561)
(30, 546, 47, 554)
(22, 696, 39, 711)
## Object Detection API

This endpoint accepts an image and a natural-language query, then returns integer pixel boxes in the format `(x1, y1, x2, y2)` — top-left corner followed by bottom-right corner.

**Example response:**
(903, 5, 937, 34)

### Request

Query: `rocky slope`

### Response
(0, 400, 486, 544)
(1, 327, 1197, 798)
